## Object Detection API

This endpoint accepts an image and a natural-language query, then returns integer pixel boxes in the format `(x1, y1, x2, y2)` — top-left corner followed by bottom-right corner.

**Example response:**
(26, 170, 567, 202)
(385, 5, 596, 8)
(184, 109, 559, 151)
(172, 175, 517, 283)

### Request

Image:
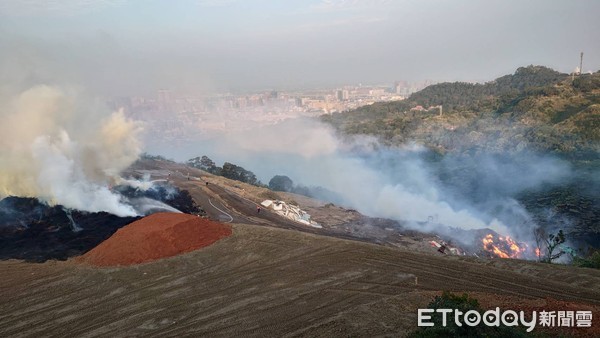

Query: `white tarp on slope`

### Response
(261, 199, 322, 228)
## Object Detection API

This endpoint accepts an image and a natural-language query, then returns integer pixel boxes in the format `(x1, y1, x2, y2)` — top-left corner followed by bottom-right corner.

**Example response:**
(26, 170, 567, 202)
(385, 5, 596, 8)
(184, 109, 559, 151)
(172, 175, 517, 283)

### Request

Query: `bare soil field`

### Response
(1, 223, 600, 337)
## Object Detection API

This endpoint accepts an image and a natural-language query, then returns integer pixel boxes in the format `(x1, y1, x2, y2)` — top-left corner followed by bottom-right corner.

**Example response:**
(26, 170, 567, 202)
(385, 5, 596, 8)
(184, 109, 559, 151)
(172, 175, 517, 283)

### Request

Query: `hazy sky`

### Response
(1, 0, 599, 95)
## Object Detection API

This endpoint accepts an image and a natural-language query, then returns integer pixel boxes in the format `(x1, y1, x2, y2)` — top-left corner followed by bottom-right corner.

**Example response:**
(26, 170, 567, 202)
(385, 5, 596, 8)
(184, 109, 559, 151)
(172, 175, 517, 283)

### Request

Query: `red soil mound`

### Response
(79, 212, 232, 267)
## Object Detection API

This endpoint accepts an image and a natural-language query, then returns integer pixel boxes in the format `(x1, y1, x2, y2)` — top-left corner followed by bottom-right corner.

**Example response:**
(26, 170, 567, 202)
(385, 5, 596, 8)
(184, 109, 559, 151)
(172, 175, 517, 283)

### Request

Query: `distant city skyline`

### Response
(1, 0, 599, 96)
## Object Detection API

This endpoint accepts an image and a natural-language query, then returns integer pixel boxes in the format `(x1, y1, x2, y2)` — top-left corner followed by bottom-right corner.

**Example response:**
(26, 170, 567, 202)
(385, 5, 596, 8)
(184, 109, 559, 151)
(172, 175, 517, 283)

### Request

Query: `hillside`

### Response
(322, 66, 599, 156)
(320, 66, 600, 248)
(2, 224, 600, 337)
(2, 161, 600, 336)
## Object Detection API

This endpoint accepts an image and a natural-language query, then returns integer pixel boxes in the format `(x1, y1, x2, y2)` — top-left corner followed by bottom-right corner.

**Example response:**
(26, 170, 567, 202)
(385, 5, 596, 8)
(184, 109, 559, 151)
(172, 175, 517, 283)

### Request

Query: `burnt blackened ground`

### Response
(517, 182, 600, 250)
(0, 197, 139, 262)
(0, 184, 204, 262)
(115, 183, 205, 215)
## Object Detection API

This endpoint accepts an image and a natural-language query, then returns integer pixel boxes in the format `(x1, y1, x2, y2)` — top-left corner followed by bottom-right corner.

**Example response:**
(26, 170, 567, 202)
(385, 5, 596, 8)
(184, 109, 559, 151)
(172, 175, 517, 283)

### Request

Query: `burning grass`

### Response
(481, 233, 528, 259)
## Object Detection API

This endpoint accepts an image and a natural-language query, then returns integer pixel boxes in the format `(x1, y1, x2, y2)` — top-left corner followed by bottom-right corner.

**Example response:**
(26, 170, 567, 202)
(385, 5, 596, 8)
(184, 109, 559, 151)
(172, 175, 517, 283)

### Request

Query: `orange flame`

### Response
(482, 234, 527, 259)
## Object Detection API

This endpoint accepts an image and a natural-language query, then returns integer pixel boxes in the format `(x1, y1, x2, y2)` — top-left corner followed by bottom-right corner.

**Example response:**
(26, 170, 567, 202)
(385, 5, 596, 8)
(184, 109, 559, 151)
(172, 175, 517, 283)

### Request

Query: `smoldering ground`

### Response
(0, 181, 204, 262)
(166, 117, 596, 249)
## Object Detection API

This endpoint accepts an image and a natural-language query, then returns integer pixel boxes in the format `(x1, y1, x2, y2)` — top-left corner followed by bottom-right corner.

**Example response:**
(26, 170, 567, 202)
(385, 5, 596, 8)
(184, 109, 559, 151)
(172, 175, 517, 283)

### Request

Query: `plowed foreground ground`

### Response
(1, 224, 599, 337)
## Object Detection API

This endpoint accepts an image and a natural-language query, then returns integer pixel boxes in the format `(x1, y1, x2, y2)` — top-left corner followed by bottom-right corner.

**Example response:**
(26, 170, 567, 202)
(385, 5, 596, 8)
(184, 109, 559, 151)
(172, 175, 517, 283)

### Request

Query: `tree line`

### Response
(187, 156, 261, 186)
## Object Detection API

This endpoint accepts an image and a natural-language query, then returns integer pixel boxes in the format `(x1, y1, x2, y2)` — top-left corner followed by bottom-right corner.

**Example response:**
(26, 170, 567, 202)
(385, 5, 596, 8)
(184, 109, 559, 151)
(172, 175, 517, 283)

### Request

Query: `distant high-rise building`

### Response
(157, 89, 171, 102)
(336, 89, 349, 101)
(393, 81, 408, 94)
(157, 89, 173, 110)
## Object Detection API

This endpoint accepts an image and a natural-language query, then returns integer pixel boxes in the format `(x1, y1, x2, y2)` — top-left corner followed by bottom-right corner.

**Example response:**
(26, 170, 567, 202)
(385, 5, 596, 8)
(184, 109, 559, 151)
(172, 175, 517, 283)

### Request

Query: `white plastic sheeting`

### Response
(261, 199, 322, 228)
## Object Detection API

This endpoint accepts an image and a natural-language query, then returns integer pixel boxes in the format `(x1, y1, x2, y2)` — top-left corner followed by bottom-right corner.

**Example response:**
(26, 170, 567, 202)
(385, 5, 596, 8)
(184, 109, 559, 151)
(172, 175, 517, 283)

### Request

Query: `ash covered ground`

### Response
(0, 183, 203, 262)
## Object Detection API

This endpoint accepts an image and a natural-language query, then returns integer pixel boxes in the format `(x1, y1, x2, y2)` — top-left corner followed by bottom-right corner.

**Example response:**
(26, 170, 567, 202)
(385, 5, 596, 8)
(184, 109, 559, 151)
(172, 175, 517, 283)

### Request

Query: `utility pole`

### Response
(580, 52, 584, 75)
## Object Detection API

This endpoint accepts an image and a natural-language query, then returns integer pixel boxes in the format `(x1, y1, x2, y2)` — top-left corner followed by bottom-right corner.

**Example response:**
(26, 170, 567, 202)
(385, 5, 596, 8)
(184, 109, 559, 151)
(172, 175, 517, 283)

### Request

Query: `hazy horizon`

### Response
(1, 0, 599, 96)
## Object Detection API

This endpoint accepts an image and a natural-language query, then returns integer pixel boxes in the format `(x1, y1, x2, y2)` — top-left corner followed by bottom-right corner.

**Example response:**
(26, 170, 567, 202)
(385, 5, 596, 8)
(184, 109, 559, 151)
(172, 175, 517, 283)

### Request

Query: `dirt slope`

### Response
(79, 212, 231, 266)
(1, 224, 599, 337)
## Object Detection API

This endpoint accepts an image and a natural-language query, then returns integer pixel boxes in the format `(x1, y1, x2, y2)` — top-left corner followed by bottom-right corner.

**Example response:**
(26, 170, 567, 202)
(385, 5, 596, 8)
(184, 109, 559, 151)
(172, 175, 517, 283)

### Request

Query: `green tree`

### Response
(573, 251, 600, 269)
(268, 175, 294, 192)
(221, 162, 259, 186)
(199, 156, 217, 171)
(187, 155, 219, 173)
(221, 162, 241, 181)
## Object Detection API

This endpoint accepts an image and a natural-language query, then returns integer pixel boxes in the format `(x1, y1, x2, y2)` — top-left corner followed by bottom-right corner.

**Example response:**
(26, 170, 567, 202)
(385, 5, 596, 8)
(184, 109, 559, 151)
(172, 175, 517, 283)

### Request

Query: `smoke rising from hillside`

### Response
(204, 118, 571, 238)
(0, 85, 143, 216)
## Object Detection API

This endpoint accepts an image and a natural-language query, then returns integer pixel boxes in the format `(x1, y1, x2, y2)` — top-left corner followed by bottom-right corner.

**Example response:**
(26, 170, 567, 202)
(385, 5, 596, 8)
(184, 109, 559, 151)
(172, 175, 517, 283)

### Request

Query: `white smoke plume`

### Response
(185, 117, 570, 238)
(0, 85, 143, 216)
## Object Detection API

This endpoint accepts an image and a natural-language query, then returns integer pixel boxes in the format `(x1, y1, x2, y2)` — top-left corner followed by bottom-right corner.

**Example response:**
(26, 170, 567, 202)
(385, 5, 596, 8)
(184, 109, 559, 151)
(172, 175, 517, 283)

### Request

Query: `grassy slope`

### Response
(320, 66, 600, 247)
(322, 67, 600, 156)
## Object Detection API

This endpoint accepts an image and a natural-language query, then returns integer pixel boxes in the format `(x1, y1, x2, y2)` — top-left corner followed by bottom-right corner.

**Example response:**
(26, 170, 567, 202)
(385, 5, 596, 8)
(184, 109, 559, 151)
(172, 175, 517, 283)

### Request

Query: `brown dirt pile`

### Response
(79, 212, 231, 267)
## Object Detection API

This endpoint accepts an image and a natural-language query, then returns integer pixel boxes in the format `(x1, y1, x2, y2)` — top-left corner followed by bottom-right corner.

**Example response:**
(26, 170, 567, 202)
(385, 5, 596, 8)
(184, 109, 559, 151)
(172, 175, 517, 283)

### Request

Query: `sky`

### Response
(1, 0, 599, 95)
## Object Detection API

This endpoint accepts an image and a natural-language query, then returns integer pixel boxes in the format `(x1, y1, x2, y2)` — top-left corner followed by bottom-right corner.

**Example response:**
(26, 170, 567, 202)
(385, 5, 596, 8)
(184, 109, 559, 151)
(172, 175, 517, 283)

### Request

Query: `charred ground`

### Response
(0, 183, 202, 262)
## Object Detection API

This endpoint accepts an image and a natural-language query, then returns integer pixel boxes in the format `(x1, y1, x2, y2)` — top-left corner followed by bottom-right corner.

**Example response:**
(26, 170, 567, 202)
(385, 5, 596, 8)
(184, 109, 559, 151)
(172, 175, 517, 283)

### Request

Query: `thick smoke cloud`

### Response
(0, 85, 143, 216)
(197, 117, 571, 238)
